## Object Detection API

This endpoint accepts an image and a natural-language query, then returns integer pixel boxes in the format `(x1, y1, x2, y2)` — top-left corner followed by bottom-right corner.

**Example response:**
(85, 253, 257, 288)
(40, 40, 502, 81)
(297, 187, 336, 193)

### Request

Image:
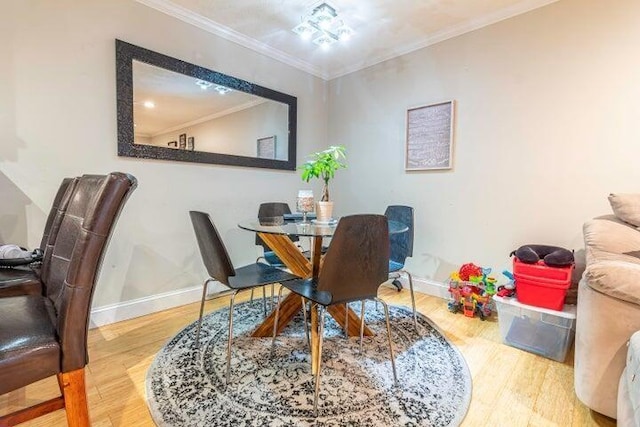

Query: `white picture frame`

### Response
(405, 100, 455, 171)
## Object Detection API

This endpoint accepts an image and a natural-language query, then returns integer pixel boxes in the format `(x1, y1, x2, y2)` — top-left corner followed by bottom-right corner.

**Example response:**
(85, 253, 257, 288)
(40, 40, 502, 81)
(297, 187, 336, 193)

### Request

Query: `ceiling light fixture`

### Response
(292, 2, 354, 48)
(143, 100, 155, 109)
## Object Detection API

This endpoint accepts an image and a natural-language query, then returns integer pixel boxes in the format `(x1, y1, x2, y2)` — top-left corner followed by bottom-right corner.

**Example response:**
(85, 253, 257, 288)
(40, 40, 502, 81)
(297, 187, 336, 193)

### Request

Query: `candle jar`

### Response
(296, 190, 314, 223)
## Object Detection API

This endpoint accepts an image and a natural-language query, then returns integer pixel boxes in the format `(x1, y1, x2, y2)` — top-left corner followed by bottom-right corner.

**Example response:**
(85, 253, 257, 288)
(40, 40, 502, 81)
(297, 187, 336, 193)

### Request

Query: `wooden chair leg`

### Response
(58, 368, 90, 427)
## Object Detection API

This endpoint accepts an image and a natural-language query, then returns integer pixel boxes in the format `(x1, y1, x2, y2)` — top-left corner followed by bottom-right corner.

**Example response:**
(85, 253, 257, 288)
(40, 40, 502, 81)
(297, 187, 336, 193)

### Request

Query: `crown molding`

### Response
(135, 0, 330, 80)
(136, 0, 558, 82)
(327, 0, 559, 79)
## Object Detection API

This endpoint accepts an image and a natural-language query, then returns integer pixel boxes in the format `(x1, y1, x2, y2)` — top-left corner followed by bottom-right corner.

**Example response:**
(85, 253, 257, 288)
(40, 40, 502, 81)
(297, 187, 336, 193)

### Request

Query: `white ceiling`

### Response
(136, 0, 559, 80)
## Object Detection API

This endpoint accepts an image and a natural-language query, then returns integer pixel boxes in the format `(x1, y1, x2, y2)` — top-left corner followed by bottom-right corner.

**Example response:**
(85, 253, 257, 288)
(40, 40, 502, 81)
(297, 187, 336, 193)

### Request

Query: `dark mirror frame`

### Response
(115, 39, 297, 170)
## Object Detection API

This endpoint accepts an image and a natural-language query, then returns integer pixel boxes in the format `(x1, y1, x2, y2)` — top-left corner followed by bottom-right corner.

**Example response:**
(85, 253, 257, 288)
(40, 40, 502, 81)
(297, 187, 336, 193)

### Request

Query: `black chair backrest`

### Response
(190, 211, 235, 285)
(317, 214, 389, 304)
(385, 205, 414, 264)
(46, 172, 137, 372)
(255, 202, 298, 247)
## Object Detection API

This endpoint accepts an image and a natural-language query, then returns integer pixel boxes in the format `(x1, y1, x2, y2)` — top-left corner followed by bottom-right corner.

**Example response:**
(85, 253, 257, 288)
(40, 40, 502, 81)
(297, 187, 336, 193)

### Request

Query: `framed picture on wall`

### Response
(405, 100, 455, 171)
(167, 141, 177, 148)
(179, 133, 187, 149)
(257, 135, 277, 159)
(187, 136, 195, 151)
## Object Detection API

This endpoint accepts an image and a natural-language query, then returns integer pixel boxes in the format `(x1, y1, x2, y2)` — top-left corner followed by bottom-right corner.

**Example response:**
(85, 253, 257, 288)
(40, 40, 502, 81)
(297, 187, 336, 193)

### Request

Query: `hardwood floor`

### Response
(0, 288, 616, 426)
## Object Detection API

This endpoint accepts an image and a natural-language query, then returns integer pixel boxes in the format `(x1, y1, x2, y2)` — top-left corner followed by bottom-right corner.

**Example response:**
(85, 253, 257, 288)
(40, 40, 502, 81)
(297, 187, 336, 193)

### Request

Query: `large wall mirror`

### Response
(116, 40, 297, 170)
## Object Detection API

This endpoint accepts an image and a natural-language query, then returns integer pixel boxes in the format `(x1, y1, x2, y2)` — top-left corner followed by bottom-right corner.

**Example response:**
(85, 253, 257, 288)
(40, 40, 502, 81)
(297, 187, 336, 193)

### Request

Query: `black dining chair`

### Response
(271, 214, 398, 416)
(385, 205, 418, 328)
(189, 211, 299, 385)
(252, 202, 300, 312)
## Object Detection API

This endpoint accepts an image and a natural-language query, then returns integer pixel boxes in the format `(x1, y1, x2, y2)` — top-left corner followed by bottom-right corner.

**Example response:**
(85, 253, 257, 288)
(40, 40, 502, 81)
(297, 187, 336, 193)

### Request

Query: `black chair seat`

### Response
(280, 278, 332, 306)
(0, 267, 42, 297)
(0, 295, 60, 395)
(229, 263, 298, 289)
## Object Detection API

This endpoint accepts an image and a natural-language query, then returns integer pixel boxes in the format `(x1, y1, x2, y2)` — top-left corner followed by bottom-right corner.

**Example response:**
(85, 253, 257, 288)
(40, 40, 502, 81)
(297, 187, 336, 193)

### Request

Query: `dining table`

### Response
(238, 216, 408, 374)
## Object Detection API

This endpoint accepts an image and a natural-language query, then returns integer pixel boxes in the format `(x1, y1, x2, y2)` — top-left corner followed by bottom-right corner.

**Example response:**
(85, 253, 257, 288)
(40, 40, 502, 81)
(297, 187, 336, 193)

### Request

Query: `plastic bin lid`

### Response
(493, 295, 576, 319)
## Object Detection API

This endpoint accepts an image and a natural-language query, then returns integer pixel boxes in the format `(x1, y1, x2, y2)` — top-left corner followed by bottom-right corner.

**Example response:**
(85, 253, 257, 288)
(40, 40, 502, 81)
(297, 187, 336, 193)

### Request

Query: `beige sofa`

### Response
(575, 200, 640, 418)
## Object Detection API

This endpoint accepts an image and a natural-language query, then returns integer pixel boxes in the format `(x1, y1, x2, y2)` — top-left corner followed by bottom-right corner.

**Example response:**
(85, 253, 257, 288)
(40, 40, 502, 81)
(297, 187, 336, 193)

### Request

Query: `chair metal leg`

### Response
(250, 288, 255, 303)
(313, 306, 326, 417)
(405, 270, 418, 330)
(270, 284, 275, 311)
(301, 297, 310, 349)
(195, 278, 214, 346)
(271, 286, 285, 353)
(262, 286, 267, 318)
(375, 297, 398, 386)
(225, 290, 239, 386)
(344, 303, 349, 338)
(359, 300, 366, 353)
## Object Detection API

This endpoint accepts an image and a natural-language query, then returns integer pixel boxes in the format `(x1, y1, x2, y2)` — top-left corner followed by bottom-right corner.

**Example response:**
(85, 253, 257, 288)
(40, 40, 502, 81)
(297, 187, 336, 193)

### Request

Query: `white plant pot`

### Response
(316, 201, 334, 222)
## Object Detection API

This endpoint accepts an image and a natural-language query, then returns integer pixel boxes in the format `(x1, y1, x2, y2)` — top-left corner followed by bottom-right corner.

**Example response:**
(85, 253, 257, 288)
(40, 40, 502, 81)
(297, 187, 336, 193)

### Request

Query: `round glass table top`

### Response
(238, 218, 408, 238)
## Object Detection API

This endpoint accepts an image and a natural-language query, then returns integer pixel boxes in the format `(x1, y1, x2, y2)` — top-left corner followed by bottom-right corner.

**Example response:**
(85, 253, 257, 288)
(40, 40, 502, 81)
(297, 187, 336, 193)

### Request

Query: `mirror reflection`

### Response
(116, 39, 297, 170)
(133, 61, 289, 160)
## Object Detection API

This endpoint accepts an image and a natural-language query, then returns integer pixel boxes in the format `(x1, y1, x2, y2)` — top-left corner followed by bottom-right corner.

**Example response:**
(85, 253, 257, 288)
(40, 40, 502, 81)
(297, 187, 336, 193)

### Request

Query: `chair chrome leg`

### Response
(250, 288, 255, 303)
(313, 307, 326, 417)
(270, 284, 275, 311)
(344, 303, 349, 338)
(301, 297, 310, 349)
(260, 286, 266, 318)
(195, 278, 214, 346)
(375, 297, 398, 386)
(359, 300, 366, 353)
(406, 271, 418, 330)
(225, 290, 239, 386)
(271, 286, 285, 353)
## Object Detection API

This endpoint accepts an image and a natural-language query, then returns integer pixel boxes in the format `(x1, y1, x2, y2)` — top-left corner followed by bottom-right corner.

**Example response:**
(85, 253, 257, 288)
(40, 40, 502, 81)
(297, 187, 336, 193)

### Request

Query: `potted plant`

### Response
(300, 145, 347, 222)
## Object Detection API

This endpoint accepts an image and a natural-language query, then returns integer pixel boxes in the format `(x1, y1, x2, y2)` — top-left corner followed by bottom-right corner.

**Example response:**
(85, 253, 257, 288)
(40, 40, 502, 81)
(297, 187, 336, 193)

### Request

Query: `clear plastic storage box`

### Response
(493, 295, 577, 362)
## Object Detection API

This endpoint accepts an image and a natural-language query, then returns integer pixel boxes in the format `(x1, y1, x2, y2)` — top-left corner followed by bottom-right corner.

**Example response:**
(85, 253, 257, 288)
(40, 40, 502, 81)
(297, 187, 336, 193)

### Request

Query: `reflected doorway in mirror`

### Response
(187, 136, 195, 151)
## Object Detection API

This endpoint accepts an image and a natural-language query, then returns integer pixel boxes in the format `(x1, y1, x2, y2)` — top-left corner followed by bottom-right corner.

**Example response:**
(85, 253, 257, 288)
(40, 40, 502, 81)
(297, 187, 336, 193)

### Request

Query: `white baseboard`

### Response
(89, 277, 449, 329)
(392, 276, 450, 300)
(89, 285, 202, 329)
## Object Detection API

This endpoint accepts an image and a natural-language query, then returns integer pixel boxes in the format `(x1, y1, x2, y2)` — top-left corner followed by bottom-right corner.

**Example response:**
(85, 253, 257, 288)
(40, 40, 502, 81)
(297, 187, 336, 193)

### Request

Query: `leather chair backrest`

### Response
(39, 177, 75, 250)
(317, 214, 389, 304)
(255, 202, 298, 247)
(385, 205, 414, 264)
(45, 172, 137, 371)
(39, 177, 78, 284)
(189, 211, 235, 285)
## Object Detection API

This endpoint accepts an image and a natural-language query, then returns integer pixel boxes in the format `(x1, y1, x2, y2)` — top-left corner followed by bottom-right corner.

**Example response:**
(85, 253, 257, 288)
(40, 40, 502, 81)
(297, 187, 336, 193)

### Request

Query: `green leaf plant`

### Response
(299, 145, 347, 202)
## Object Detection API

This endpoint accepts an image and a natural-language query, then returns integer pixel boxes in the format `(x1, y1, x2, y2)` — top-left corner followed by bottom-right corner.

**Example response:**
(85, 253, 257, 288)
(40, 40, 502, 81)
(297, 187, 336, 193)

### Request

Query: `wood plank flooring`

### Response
(0, 288, 616, 426)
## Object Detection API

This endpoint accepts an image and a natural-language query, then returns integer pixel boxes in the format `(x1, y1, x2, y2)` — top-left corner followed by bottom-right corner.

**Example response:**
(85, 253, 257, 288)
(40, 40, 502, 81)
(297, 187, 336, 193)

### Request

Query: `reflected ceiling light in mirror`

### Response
(214, 85, 231, 95)
(195, 79, 213, 90)
(143, 100, 155, 108)
(292, 2, 354, 48)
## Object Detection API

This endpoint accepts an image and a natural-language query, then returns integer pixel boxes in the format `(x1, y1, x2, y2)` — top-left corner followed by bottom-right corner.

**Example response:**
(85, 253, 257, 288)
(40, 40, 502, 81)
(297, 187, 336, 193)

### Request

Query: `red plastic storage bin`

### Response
(513, 258, 573, 311)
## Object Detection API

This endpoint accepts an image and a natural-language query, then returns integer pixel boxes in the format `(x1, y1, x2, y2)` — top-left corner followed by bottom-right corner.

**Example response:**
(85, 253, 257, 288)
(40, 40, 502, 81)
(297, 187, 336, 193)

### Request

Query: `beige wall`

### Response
(328, 0, 640, 282)
(2, 0, 328, 307)
(4, 0, 640, 313)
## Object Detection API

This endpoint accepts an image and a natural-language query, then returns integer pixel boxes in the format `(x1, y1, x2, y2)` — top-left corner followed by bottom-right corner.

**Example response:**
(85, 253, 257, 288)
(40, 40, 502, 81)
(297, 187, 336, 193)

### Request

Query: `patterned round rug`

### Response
(146, 300, 471, 426)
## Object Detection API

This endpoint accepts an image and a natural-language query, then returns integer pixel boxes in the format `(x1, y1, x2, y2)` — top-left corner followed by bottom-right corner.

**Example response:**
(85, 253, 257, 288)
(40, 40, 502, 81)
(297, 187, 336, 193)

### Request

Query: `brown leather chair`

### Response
(0, 172, 137, 426)
(0, 177, 77, 298)
(271, 214, 398, 416)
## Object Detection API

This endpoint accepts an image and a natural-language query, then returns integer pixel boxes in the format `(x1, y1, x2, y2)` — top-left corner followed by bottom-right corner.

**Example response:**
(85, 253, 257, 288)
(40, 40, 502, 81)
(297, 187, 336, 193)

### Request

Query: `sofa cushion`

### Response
(609, 193, 640, 227)
(583, 217, 640, 266)
(585, 261, 640, 306)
